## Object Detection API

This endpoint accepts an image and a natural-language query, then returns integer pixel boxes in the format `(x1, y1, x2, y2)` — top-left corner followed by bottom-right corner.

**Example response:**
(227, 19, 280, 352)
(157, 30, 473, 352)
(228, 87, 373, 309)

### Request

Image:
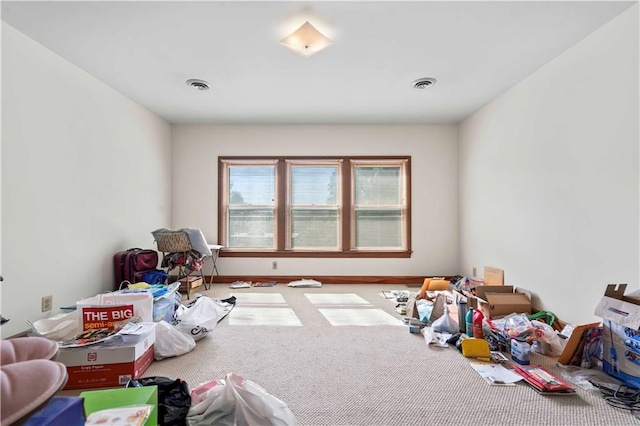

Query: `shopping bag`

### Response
(186, 373, 298, 426)
(81, 386, 158, 426)
(77, 292, 153, 331)
(174, 297, 224, 341)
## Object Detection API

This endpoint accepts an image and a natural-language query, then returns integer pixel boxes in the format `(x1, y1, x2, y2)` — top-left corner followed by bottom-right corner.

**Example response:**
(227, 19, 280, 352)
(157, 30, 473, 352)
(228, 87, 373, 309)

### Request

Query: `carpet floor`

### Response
(138, 283, 636, 426)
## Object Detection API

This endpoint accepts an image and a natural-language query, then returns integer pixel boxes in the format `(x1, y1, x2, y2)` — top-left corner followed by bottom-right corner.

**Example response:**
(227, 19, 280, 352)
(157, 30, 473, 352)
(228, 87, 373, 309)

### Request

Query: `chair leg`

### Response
(200, 269, 209, 291)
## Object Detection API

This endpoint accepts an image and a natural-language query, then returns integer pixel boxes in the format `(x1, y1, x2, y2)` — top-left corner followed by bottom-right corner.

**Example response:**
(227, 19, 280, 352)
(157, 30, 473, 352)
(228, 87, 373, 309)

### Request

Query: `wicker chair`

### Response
(152, 229, 209, 299)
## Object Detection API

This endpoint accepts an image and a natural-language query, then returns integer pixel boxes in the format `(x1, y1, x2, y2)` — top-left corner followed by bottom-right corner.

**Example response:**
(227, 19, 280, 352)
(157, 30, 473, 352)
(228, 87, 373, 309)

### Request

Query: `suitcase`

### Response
(113, 248, 159, 290)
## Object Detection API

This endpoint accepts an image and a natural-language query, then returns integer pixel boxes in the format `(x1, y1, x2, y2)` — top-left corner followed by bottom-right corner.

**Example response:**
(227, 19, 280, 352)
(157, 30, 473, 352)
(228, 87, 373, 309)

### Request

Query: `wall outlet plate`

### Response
(41, 295, 53, 312)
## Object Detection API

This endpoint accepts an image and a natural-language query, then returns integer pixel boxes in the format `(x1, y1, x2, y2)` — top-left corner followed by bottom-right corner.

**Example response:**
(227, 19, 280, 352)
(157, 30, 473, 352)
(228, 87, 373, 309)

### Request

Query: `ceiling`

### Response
(1, 1, 635, 125)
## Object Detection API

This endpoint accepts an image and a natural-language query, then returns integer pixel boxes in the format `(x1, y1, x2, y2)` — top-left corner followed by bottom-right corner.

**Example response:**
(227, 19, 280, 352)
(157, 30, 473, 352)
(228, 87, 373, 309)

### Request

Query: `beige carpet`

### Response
(146, 284, 638, 425)
(67, 284, 637, 425)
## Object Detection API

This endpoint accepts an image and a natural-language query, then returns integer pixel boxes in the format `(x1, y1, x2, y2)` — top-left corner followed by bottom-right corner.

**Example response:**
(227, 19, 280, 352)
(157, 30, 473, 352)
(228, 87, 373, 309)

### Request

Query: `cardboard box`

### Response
(594, 283, 640, 389)
(58, 326, 156, 390)
(468, 285, 532, 318)
(178, 276, 203, 292)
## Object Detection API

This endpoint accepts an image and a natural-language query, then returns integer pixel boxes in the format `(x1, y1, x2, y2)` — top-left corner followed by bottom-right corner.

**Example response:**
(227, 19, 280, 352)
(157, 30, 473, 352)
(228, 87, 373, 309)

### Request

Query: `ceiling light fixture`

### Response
(412, 78, 437, 89)
(280, 21, 332, 57)
(186, 79, 211, 91)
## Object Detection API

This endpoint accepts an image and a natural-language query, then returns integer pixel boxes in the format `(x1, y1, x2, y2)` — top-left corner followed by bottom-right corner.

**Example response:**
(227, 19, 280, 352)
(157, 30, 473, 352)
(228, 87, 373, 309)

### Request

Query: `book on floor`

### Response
(512, 364, 576, 395)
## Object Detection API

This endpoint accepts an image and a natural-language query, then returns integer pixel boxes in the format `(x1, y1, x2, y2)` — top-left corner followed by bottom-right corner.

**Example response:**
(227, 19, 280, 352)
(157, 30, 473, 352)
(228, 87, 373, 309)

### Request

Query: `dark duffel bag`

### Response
(113, 248, 158, 290)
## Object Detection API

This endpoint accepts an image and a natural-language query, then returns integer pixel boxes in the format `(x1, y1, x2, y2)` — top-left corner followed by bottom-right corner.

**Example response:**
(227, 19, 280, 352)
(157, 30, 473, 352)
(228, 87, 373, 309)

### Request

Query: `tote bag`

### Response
(77, 292, 153, 331)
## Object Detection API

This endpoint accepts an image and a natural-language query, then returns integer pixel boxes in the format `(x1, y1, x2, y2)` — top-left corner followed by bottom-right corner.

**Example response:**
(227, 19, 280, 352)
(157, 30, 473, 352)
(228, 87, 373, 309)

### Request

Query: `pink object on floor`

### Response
(0, 359, 68, 425)
(1, 337, 59, 365)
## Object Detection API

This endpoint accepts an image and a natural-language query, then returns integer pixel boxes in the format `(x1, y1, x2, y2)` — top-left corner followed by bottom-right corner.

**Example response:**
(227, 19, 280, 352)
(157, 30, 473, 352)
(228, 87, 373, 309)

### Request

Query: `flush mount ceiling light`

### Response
(186, 79, 211, 91)
(280, 21, 332, 57)
(412, 77, 437, 89)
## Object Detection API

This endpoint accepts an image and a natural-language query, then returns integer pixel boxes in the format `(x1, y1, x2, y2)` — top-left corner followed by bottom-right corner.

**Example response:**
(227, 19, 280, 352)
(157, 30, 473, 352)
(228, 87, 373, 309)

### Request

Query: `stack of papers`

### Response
(470, 362, 524, 386)
(288, 279, 322, 288)
(230, 281, 252, 289)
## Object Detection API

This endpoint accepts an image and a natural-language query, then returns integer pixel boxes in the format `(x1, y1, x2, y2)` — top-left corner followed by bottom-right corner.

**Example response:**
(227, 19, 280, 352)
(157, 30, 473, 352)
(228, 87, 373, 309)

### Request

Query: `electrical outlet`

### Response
(472, 266, 477, 277)
(41, 295, 53, 312)
(272, 261, 278, 270)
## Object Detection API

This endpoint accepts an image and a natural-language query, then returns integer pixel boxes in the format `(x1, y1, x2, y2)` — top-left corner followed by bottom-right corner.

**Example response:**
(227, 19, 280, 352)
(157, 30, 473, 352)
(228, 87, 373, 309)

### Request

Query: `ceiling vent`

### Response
(412, 77, 437, 89)
(186, 79, 211, 91)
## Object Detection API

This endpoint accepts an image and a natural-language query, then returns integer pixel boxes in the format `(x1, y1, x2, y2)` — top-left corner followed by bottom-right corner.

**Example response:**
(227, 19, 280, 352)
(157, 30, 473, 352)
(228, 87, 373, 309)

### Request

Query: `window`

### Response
(219, 156, 411, 258)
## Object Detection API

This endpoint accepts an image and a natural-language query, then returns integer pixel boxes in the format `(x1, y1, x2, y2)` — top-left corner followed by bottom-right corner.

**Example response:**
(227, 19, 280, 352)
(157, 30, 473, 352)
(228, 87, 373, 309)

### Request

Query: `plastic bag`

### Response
(154, 320, 196, 360)
(431, 306, 458, 334)
(503, 313, 535, 341)
(127, 376, 191, 426)
(175, 296, 224, 341)
(531, 319, 566, 356)
(421, 326, 450, 348)
(186, 373, 298, 426)
(416, 299, 434, 324)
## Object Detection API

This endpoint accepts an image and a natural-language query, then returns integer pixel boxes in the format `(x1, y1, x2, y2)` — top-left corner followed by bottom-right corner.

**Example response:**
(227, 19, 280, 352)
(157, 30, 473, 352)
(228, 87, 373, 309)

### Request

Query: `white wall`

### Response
(1, 23, 172, 337)
(171, 124, 459, 277)
(459, 5, 639, 325)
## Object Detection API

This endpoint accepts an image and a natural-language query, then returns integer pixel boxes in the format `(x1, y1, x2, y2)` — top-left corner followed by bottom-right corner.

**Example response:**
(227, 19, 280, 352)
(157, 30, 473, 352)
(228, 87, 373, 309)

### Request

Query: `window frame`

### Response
(218, 156, 412, 258)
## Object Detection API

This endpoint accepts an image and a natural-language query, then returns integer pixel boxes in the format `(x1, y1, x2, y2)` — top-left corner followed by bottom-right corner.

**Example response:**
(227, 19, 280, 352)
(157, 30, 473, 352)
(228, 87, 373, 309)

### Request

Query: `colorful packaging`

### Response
(511, 339, 531, 365)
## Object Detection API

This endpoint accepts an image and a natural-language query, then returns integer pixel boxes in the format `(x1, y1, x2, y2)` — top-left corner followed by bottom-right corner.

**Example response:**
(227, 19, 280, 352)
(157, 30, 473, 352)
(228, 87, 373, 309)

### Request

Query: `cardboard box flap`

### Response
(595, 296, 640, 330)
(476, 285, 514, 301)
(604, 283, 627, 300)
(485, 293, 530, 307)
(557, 322, 601, 365)
(483, 267, 504, 285)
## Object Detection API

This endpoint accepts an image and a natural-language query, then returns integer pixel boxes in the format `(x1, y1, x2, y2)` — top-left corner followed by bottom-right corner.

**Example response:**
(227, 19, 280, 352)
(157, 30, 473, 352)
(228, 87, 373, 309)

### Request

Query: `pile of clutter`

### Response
(396, 278, 640, 401)
(27, 280, 235, 390)
(15, 279, 302, 425)
(392, 277, 573, 367)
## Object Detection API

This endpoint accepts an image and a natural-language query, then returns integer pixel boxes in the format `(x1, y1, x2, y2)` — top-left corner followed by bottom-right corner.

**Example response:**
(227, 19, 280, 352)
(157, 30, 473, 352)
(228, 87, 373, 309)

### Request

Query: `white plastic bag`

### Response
(175, 296, 224, 341)
(154, 320, 196, 360)
(186, 373, 298, 426)
(421, 326, 450, 348)
(431, 305, 458, 334)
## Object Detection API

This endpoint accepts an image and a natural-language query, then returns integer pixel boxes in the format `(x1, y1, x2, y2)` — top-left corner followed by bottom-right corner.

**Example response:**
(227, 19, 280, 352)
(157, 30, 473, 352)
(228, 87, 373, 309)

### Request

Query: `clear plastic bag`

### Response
(503, 313, 535, 341)
(531, 319, 565, 356)
(557, 365, 622, 391)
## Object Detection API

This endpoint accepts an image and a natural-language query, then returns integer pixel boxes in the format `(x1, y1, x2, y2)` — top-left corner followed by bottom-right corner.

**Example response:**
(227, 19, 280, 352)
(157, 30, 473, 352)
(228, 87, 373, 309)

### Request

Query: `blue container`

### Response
(25, 397, 84, 426)
(153, 297, 175, 323)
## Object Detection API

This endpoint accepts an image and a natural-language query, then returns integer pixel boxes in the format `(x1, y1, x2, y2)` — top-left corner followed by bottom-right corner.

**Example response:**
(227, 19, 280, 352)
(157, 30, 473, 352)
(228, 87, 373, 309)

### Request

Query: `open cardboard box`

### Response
(467, 285, 532, 318)
(595, 283, 640, 389)
(556, 322, 601, 365)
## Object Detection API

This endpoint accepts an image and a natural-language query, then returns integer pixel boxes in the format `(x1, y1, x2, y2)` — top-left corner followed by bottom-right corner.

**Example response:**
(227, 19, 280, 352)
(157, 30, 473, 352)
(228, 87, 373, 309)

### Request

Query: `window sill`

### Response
(220, 250, 412, 258)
